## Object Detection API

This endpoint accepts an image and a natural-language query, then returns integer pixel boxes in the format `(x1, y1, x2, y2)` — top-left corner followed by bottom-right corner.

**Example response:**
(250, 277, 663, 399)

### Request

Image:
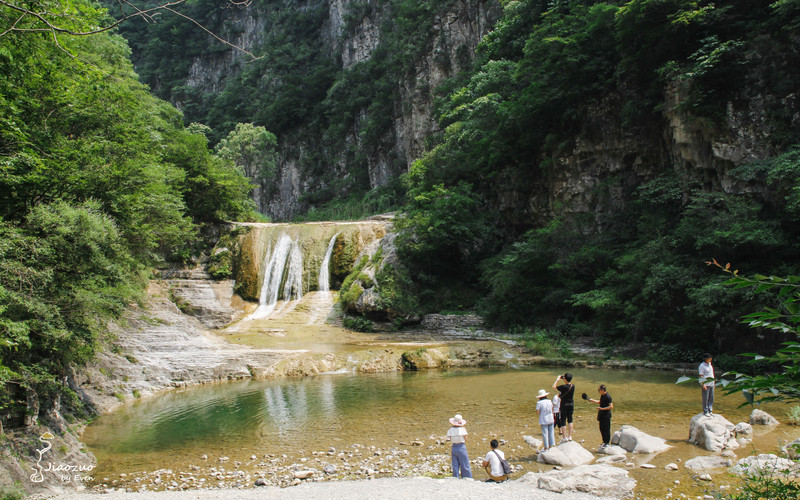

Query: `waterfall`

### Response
(318, 233, 340, 292)
(251, 234, 303, 319)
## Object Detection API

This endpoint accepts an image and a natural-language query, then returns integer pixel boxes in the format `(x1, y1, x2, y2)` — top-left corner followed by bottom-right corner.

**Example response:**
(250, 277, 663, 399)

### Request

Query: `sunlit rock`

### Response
(520, 464, 635, 498)
(783, 438, 800, 460)
(537, 441, 594, 466)
(685, 456, 733, 470)
(689, 414, 736, 452)
(612, 425, 670, 454)
(749, 409, 779, 426)
(730, 454, 800, 477)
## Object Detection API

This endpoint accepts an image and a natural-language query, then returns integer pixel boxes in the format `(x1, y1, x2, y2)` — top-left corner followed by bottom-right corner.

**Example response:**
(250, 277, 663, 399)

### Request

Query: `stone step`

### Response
(159, 269, 213, 280)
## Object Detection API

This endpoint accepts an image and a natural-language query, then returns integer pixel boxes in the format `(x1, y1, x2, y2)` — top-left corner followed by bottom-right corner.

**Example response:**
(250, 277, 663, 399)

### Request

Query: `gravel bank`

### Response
(46, 476, 606, 500)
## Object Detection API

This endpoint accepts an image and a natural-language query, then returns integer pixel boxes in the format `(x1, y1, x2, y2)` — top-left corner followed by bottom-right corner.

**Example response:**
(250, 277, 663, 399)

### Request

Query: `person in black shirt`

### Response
(589, 384, 614, 448)
(552, 373, 575, 442)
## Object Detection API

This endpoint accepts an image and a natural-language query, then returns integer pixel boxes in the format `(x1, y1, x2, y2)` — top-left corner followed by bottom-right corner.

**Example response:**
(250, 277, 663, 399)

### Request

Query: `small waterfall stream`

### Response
(318, 232, 340, 292)
(251, 234, 304, 319)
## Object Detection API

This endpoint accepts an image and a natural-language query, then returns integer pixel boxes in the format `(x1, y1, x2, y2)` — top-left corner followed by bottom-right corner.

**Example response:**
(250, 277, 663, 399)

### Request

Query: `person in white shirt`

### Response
(699, 353, 715, 417)
(535, 389, 555, 450)
(552, 393, 561, 441)
(446, 414, 472, 478)
(482, 439, 507, 482)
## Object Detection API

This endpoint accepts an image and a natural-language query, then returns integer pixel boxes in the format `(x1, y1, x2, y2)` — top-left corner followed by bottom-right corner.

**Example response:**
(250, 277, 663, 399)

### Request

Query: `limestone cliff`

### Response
(125, 0, 501, 220)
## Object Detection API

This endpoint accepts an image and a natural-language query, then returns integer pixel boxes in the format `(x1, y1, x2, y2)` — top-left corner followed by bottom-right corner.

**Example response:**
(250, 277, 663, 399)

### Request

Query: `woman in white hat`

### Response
(446, 414, 472, 478)
(536, 389, 555, 450)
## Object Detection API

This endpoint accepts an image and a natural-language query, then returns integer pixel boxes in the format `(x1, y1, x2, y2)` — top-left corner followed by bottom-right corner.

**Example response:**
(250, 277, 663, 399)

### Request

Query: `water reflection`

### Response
(83, 366, 800, 496)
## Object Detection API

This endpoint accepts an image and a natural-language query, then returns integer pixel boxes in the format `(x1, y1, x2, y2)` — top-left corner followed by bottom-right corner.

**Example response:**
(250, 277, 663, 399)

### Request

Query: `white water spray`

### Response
(251, 234, 303, 319)
(318, 233, 340, 292)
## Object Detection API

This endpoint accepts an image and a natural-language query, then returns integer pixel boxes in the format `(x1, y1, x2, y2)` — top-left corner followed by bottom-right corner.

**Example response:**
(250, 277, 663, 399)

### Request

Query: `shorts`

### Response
(558, 405, 574, 427)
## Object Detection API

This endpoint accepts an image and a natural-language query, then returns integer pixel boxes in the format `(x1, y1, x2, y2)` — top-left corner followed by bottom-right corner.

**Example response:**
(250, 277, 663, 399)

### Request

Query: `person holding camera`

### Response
(552, 373, 575, 442)
(588, 384, 614, 448)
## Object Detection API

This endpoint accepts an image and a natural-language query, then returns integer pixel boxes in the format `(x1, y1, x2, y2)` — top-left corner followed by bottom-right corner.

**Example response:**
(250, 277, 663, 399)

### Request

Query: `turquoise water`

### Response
(82, 366, 800, 496)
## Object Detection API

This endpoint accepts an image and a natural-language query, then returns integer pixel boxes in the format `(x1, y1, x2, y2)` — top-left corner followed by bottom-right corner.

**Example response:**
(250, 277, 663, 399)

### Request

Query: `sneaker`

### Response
(703, 412, 710, 417)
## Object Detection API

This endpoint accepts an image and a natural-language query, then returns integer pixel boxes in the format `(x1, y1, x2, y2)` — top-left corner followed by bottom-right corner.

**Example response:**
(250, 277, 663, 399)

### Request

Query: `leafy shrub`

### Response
(343, 315, 374, 332)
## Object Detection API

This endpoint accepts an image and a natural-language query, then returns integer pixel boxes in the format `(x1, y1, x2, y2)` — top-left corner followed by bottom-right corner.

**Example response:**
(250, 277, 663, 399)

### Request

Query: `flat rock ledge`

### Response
(519, 464, 636, 498)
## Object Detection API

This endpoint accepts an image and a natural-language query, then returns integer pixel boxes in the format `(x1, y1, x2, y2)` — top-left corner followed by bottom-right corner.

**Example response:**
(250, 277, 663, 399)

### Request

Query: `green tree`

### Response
(215, 123, 278, 191)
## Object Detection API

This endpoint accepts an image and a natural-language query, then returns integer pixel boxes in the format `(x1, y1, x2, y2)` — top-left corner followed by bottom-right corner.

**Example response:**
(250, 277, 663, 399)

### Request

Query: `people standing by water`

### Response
(446, 414, 472, 478)
(553, 373, 575, 442)
(699, 353, 715, 416)
(536, 389, 556, 450)
(588, 384, 614, 448)
(552, 393, 561, 441)
(482, 439, 508, 482)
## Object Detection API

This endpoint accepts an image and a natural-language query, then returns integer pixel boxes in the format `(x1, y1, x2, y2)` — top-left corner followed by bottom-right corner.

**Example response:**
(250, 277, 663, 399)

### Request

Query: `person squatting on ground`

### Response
(588, 384, 614, 448)
(446, 414, 472, 478)
(536, 389, 556, 450)
(553, 373, 575, 442)
(699, 353, 715, 417)
(482, 439, 508, 483)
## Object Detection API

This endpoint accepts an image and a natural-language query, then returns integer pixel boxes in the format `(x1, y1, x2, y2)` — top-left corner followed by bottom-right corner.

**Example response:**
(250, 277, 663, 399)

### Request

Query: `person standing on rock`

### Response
(536, 389, 556, 450)
(699, 353, 715, 417)
(553, 373, 575, 442)
(588, 384, 614, 448)
(446, 414, 472, 479)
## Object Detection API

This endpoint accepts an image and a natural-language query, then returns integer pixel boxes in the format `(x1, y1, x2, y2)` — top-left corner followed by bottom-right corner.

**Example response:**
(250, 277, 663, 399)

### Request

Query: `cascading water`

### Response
(318, 233, 340, 292)
(250, 234, 303, 319)
(305, 233, 340, 325)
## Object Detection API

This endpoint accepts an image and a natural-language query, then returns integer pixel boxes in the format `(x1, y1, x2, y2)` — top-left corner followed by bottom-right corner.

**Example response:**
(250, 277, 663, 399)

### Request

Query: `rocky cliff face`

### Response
(170, 0, 500, 220)
(499, 80, 797, 234)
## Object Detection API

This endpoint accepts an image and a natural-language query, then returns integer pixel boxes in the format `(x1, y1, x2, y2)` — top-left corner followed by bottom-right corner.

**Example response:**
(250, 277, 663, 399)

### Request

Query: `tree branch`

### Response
(0, 0, 262, 60)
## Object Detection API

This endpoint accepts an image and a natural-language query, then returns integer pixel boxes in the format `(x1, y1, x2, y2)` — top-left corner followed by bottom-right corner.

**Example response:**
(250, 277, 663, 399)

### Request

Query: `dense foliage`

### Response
(395, 0, 800, 356)
(0, 0, 257, 425)
(102, 0, 461, 213)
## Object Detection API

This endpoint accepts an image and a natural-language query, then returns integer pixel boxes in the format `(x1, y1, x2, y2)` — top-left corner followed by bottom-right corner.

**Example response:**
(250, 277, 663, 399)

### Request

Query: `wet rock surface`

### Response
(72, 282, 292, 414)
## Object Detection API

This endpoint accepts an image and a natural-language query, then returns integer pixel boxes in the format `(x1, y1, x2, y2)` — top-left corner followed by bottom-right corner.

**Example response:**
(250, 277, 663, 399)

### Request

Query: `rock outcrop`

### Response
(730, 454, 800, 477)
(537, 441, 595, 466)
(520, 464, 636, 498)
(71, 282, 291, 414)
(685, 456, 734, 471)
(689, 414, 737, 452)
(749, 409, 779, 426)
(612, 425, 670, 454)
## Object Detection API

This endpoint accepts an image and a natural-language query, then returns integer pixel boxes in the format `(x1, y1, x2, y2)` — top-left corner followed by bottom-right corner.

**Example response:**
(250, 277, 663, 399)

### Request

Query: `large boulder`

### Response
(730, 454, 800, 477)
(749, 409, 779, 426)
(612, 425, 670, 454)
(519, 464, 636, 498)
(537, 441, 595, 466)
(685, 456, 734, 471)
(689, 414, 737, 451)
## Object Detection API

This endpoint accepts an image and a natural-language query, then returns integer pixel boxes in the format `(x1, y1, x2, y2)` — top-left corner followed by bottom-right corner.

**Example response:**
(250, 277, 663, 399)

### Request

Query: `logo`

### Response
(29, 432, 95, 484)
(30, 432, 54, 483)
